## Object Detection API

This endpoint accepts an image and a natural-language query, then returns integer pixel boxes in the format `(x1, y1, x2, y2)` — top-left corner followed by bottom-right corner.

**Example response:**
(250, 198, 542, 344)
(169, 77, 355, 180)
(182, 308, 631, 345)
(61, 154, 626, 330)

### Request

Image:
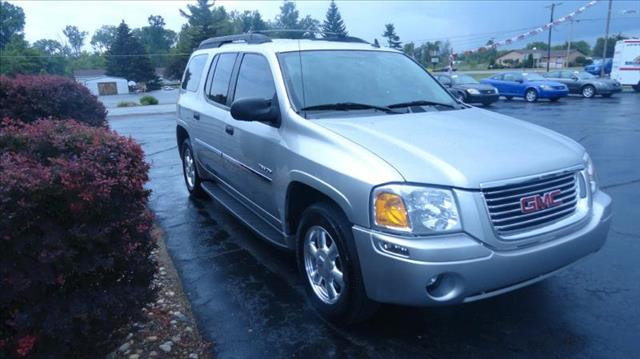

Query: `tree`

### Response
(63, 25, 88, 57)
(133, 15, 177, 67)
(403, 42, 415, 58)
(230, 10, 267, 33)
(165, 0, 233, 79)
(0, 0, 25, 49)
(273, 1, 319, 38)
(552, 40, 590, 56)
(321, 0, 347, 37)
(32, 39, 67, 55)
(0, 36, 66, 75)
(593, 34, 627, 58)
(91, 25, 117, 53)
(106, 21, 159, 89)
(524, 53, 534, 68)
(525, 41, 548, 51)
(382, 24, 401, 49)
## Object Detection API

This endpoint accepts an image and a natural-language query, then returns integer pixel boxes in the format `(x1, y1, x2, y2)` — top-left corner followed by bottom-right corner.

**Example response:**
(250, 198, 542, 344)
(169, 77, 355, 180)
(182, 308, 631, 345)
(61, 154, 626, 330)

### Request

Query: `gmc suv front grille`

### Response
(483, 171, 578, 237)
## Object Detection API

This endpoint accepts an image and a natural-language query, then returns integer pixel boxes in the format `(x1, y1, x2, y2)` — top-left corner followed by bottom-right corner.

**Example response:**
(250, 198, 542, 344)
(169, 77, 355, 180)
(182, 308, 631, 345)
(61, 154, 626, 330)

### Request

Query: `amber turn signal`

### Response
(374, 192, 410, 230)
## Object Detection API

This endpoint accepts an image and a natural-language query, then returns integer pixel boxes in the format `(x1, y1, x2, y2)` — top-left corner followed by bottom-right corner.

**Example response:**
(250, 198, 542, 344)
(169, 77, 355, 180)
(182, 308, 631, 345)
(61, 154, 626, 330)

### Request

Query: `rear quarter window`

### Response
(182, 54, 208, 92)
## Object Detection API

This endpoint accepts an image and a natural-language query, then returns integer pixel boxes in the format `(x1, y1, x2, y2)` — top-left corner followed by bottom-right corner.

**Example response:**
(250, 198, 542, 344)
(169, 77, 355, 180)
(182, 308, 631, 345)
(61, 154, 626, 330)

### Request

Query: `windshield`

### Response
(278, 50, 456, 114)
(577, 71, 596, 79)
(451, 74, 478, 85)
(523, 73, 545, 81)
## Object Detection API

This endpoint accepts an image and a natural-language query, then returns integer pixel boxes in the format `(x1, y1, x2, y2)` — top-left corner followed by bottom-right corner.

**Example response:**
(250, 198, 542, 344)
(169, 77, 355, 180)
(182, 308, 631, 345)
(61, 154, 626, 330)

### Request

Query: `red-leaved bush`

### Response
(0, 75, 107, 127)
(0, 119, 155, 358)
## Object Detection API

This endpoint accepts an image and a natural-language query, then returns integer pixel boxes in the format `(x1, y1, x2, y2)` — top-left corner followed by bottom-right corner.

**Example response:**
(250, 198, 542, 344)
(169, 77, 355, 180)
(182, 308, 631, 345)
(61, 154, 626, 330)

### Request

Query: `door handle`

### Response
(193, 112, 200, 120)
(225, 125, 234, 135)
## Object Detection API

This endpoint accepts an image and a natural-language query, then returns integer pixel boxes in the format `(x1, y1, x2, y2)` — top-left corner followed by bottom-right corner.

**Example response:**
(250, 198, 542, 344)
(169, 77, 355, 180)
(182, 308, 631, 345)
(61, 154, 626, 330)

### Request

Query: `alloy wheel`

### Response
(525, 89, 537, 102)
(183, 147, 196, 190)
(303, 225, 345, 305)
(582, 85, 595, 98)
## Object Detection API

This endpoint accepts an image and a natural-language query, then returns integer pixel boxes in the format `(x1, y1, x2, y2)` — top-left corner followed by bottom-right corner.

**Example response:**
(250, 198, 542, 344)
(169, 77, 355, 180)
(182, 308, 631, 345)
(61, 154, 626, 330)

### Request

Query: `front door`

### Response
(223, 53, 282, 229)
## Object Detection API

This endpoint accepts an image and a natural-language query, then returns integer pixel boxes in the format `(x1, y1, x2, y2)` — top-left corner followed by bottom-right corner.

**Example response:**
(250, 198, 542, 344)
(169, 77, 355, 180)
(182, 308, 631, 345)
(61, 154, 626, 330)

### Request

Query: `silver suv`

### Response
(176, 34, 612, 323)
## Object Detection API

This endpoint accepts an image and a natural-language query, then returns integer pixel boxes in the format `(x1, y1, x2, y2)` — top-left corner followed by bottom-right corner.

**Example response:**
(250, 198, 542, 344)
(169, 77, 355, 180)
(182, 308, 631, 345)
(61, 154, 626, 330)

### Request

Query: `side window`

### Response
(492, 74, 503, 80)
(503, 73, 515, 82)
(547, 71, 560, 78)
(561, 71, 575, 79)
(182, 54, 208, 92)
(233, 54, 276, 101)
(207, 53, 237, 105)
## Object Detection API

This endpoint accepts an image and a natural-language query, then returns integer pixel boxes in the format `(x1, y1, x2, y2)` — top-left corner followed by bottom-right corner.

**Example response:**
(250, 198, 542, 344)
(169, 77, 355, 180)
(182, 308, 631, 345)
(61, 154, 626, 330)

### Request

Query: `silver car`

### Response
(543, 70, 622, 98)
(176, 34, 612, 324)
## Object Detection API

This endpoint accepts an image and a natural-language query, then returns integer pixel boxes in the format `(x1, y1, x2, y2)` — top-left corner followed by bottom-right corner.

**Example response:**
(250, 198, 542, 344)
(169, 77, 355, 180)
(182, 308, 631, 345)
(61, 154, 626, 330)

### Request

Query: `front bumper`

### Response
(353, 191, 612, 306)
(466, 93, 499, 104)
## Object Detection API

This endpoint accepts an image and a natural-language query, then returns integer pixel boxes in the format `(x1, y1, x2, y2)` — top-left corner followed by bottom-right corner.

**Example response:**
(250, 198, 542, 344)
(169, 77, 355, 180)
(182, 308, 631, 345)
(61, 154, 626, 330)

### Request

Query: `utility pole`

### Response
(546, 3, 562, 72)
(565, 19, 574, 68)
(600, 0, 613, 77)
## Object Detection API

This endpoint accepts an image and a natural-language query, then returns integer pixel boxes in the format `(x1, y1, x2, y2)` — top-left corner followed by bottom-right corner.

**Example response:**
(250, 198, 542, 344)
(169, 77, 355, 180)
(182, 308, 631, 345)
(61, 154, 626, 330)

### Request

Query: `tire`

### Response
(181, 138, 206, 198)
(525, 88, 538, 102)
(581, 85, 596, 98)
(504, 95, 513, 100)
(296, 202, 378, 324)
(632, 83, 640, 92)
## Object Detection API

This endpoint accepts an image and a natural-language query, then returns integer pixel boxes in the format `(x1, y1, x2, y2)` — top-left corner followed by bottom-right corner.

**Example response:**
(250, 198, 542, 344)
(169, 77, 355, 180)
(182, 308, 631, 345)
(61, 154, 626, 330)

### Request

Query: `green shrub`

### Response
(117, 101, 139, 107)
(139, 95, 159, 106)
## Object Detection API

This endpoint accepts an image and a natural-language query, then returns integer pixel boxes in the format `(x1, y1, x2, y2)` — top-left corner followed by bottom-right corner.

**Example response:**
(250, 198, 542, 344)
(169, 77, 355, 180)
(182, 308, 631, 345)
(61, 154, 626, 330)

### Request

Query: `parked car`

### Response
(435, 73, 499, 106)
(481, 72, 569, 102)
(584, 58, 612, 76)
(543, 70, 622, 98)
(610, 39, 640, 92)
(177, 34, 612, 324)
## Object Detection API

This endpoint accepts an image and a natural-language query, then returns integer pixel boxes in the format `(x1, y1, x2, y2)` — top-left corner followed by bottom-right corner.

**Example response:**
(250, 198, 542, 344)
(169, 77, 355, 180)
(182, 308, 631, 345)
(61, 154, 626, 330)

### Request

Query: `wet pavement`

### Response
(110, 92, 640, 359)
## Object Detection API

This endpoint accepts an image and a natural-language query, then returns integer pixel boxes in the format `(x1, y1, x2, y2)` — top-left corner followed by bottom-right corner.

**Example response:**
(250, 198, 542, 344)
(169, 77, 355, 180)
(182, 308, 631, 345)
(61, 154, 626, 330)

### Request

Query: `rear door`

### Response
(178, 53, 210, 155)
(196, 52, 239, 181)
(222, 53, 282, 228)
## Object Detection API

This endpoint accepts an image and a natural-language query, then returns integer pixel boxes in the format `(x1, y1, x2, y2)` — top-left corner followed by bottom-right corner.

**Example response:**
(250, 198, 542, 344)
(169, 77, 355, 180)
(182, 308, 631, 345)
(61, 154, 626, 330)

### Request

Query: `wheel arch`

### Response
(176, 125, 189, 154)
(284, 178, 353, 238)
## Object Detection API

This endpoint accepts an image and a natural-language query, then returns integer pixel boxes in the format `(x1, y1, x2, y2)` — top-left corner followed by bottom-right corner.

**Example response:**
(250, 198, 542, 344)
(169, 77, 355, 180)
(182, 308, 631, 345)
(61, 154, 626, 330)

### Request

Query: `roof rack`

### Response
(254, 29, 370, 44)
(198, 33, 272, 50)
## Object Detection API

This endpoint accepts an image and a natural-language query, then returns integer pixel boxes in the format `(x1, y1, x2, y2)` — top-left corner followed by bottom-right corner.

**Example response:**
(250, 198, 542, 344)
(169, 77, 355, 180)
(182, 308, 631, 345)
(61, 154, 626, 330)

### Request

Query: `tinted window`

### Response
(492, 74, 503, 80)
(182, 54, 208, 92)
(234, 54, 276, 101)
(547, 71, 561, 78)
(208, 53, 237, 105)
(503, 73, 521, 82)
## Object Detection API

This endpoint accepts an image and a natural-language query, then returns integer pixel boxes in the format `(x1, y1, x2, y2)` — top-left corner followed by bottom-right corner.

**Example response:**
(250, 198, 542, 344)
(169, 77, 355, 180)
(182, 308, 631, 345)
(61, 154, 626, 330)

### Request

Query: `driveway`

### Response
(110, 93, 640, 358)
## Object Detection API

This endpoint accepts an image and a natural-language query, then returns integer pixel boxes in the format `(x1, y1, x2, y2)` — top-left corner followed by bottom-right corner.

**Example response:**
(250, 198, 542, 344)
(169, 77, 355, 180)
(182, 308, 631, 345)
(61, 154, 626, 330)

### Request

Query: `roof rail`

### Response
(198, 33, 272, 50)
(253, 29, 370, 44)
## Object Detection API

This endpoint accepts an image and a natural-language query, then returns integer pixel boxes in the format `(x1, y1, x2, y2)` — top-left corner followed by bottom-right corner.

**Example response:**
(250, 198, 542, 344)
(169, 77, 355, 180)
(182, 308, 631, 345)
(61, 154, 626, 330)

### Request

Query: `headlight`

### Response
(372, 185, 461, 234)
(584, 153, 598, 193)
(466, 88, 480, 95)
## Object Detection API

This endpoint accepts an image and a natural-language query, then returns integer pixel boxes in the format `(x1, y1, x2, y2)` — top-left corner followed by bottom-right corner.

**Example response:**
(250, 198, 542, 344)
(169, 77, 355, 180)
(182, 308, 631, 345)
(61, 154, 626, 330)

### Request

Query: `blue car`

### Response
(481, 72, 569, 102)
(584, 58, 612, 76)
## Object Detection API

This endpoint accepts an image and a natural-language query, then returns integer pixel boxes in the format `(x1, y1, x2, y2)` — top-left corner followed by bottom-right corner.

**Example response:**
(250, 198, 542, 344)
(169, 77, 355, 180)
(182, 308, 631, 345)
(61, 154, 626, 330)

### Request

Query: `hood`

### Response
(315, 108, 584, 189)
(454, 83, 497, 91)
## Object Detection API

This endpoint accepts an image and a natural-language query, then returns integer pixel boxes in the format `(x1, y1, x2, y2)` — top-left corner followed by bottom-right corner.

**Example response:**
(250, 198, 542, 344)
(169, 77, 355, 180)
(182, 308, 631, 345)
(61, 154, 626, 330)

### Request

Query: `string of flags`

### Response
(455, 0, 599, 57)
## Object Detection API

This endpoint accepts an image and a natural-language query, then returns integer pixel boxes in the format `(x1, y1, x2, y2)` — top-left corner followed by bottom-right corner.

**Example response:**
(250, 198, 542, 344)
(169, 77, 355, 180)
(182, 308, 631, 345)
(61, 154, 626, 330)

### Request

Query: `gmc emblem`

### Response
(520, 190, 562, 213)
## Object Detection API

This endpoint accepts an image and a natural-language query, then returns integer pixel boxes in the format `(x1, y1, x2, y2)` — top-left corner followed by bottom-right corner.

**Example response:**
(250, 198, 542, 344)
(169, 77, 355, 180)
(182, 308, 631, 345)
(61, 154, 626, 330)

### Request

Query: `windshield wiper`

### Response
(387, 100, 457, 109)
(300, 102, 400, 114)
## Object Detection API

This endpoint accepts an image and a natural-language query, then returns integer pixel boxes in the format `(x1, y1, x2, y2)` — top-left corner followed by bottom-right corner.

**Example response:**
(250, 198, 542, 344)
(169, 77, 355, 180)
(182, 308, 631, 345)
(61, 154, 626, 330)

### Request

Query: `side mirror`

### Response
(230, 97, 280, 125)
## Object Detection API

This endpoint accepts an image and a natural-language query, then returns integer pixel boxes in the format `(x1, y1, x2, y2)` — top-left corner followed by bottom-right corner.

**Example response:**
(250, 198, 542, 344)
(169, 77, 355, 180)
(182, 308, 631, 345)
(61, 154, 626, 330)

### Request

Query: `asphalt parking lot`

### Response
(110, 92, 640, 359)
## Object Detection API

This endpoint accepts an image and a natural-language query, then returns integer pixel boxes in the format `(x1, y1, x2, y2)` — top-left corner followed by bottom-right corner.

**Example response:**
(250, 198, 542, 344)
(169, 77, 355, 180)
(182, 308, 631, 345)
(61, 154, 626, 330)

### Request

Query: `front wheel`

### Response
(525, 89, 538, 102)
(582, 85, 596, 98)
(297, 202, 378, 324)
(181, 138, 206, 198)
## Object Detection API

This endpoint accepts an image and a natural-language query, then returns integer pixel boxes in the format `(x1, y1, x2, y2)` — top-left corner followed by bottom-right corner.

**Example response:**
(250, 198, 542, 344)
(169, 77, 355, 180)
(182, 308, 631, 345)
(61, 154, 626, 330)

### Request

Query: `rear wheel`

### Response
(297, 202, 378, 324)
(181, 138, 206, 198)
(525, 89, 538, 102)
(581, 85, 596, 98)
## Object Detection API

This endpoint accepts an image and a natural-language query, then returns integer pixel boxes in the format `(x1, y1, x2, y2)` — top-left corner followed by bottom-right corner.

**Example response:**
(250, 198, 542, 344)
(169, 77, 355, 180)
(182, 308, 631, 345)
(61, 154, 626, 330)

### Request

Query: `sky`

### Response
(13, 0, 640, 53)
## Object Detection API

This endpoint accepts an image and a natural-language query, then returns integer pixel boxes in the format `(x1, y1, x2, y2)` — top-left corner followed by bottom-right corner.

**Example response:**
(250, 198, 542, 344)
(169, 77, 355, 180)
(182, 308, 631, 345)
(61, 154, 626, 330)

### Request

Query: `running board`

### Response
(200, 181, 289, 249)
